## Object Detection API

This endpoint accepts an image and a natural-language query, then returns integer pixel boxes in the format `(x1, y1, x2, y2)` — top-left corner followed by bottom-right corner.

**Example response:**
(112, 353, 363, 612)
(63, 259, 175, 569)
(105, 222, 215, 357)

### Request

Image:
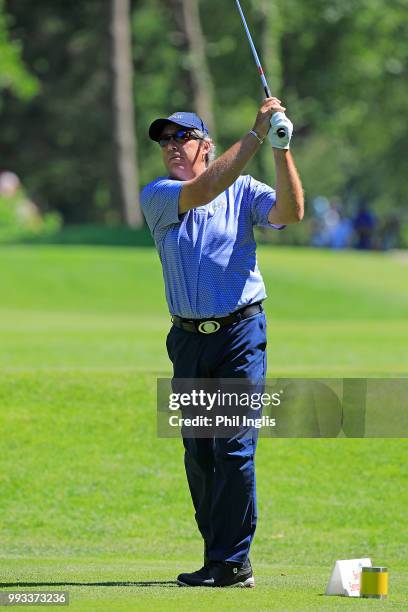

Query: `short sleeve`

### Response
(245, 175, 285, 230)
(140, 178, 182, 238)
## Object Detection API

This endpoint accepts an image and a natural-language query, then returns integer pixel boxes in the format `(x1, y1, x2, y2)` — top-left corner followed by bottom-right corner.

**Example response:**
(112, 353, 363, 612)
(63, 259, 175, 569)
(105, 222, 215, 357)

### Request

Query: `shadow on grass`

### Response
(0, 581, 177, 588)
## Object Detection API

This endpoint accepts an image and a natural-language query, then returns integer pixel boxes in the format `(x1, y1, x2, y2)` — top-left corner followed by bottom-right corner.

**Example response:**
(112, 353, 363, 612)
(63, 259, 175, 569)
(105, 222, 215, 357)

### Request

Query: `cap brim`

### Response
(148, 117, 200, 141)
(149, 119, 172, 142)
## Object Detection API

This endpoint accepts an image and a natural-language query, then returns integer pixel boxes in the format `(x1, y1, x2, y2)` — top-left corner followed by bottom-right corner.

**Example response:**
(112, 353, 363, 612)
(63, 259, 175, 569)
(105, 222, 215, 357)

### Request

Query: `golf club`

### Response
(235, 0, 286, 138)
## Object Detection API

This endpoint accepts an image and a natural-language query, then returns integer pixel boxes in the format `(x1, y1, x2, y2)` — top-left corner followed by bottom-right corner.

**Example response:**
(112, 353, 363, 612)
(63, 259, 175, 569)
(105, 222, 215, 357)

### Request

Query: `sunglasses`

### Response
(158, 129, 203, 148)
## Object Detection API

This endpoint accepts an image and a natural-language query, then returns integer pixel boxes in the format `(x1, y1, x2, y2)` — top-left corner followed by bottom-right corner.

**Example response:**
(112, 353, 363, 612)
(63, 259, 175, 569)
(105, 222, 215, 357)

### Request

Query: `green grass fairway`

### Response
(0, 245, 407, 610)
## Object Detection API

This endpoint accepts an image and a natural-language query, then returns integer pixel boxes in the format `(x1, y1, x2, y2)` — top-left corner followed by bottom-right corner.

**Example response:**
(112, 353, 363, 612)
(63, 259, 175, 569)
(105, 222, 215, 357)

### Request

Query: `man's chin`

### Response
(168, 164, 187, 180)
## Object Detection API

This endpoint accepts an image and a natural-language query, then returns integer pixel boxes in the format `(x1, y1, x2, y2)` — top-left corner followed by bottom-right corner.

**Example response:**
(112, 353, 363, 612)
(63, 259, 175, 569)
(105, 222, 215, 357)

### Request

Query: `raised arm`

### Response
(248, 101, 304, 226)
(267, 150, 304, 225)
(179, 98, 285, 213)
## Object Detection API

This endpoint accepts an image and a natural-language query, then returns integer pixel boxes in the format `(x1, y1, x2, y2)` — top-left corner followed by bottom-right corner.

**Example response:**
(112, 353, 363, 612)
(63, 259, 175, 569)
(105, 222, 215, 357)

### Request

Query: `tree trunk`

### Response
(169, 0, 216, 136)
(111, 0, 142, 228)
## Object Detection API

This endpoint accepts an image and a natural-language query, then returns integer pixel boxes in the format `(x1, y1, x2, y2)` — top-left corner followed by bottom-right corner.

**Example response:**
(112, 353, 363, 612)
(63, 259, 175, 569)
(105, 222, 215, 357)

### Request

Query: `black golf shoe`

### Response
(177, 564, 211, 587)
(177, 558, 254, 588)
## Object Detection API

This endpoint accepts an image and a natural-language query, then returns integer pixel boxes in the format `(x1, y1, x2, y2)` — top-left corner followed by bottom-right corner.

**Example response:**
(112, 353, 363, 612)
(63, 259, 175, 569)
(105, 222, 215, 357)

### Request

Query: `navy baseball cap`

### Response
(149, 112, 209, 142)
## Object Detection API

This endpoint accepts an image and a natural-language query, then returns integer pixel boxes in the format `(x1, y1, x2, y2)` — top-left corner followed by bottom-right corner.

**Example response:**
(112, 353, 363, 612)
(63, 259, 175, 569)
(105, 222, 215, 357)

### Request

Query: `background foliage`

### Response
(0, 0, 407, 226)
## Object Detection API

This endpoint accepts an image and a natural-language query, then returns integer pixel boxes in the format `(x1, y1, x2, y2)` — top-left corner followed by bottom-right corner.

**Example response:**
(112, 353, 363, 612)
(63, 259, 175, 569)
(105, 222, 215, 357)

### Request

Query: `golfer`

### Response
(141, 98, 304, 587)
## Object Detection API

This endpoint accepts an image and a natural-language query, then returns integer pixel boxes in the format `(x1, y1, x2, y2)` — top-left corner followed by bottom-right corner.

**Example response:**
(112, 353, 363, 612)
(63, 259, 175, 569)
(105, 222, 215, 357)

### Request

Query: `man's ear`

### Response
(201, 140, 211, 160)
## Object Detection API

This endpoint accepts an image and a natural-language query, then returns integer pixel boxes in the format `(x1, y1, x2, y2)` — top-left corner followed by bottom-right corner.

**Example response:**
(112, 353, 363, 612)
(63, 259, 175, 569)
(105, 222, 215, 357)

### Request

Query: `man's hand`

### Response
(268, 112, 293, 150)
(252, 97, 286, 141)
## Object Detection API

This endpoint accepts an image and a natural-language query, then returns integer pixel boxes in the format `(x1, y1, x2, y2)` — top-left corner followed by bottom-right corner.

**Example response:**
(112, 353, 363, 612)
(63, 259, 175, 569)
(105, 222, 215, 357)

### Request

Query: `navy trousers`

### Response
(166, 311, 267, 564)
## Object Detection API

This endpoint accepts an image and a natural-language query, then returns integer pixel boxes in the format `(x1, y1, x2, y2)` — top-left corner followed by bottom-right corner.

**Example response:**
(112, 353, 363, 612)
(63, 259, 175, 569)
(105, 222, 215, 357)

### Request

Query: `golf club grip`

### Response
(264, 86, 286, 138)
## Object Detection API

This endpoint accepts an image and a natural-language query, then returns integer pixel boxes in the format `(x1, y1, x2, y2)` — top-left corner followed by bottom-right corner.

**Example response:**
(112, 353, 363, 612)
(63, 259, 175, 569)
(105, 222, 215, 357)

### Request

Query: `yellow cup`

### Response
(360, 566, 388, 599)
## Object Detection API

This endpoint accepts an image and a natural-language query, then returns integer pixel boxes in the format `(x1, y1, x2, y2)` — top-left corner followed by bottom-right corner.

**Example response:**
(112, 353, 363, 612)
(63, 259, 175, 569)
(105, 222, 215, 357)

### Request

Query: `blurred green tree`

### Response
(0, 0, 39, 103)
(1, 0, 113, 223)
(0, 0, 406, 228)
(278, 0, 408, 210)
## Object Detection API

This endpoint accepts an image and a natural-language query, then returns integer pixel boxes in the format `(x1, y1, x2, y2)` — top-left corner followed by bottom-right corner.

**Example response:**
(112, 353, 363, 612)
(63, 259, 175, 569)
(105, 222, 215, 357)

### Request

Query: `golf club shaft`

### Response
(235, 0, 286, 137)
(235, 0, 271, 99)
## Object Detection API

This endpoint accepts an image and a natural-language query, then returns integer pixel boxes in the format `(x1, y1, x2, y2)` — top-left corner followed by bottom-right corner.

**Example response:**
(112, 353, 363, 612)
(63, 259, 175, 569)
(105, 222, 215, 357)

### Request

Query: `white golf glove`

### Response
(268, 112, 293, 150)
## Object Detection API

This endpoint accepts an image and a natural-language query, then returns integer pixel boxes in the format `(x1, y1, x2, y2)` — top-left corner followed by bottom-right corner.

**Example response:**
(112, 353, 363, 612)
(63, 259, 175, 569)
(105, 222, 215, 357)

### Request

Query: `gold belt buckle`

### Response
(198, 320, 221, 334)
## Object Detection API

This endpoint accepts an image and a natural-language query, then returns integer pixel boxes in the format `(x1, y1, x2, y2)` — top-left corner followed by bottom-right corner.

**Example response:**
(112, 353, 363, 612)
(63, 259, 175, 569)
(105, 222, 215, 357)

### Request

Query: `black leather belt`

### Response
(171, 302, 263, 334)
